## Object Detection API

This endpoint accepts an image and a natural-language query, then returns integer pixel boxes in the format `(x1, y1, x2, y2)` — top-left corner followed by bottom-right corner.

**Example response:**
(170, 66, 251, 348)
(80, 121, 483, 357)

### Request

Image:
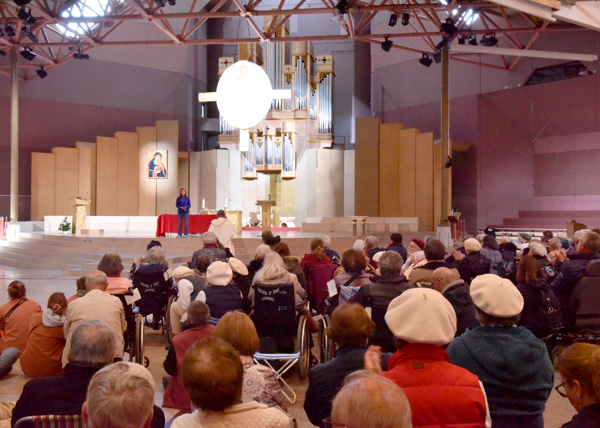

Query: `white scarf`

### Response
(42, 307, 65, 327)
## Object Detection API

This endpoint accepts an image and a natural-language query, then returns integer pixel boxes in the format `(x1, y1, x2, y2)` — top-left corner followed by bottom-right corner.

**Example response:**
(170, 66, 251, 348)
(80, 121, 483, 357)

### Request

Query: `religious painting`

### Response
(148, 150, 168, 179)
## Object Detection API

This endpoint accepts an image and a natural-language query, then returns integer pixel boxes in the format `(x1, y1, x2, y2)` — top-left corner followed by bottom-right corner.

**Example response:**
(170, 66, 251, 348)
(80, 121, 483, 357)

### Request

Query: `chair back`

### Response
(304, 263, 338, 311)
(253, 283, 296, 340)
(14, 415, 83, 428)
(569, 259, 600, 328)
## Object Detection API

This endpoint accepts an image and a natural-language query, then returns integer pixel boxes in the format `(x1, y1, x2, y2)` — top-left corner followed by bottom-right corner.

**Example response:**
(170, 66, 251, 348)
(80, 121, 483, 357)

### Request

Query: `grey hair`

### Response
(146, 246, 166, 263)
(332, 375, 412, 428)
(253, 252, 288, 284)
(203, 231, 218, 245)
(68, 320, 116, 367)
(548, 237, 562, 251)
(379, 251, 404, 276)
(529, 242, 547, 258)
(86, 271, 108, 290)
(321, 235, 332, 248)
(188, 301, 211, 325)
(353, 239, 365, 253)
(364, 236, 379, 251)
(86, 362, 155, 428)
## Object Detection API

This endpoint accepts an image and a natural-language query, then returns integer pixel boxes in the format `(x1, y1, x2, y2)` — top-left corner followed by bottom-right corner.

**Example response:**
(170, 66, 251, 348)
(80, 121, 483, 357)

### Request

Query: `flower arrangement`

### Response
(58, 217, 71, 232)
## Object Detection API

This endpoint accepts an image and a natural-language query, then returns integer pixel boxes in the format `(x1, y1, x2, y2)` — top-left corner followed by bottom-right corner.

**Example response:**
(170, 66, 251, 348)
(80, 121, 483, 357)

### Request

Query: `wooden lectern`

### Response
(72, 198, 91, 234)
(256, 200, 276, 233)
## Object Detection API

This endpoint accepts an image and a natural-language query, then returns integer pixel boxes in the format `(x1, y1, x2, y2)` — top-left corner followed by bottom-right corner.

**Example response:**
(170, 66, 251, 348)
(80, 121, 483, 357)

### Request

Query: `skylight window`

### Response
(56, 0, 111, 39)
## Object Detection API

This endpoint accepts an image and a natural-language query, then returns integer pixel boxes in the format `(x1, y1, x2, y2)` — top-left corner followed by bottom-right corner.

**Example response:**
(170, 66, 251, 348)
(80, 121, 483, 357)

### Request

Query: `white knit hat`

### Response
(172, 266, 194, 280)
(228, 258, 248, 276)
(463, 238, 482, 253)
(206, 261, 233, 286)
(255, 244, 271, 260)
(528, 242, 547, 258)
(470, 274, 524, 318)
(385, 288, 457, 346)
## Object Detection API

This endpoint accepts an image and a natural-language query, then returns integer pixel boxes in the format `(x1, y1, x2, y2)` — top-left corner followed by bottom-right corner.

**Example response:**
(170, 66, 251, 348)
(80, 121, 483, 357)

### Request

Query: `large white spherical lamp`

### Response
(216, 60, 273, 130)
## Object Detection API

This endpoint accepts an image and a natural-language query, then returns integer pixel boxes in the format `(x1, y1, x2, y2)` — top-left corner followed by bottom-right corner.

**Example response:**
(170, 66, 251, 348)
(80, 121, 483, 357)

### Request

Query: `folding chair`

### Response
(253, 351, 301, 404)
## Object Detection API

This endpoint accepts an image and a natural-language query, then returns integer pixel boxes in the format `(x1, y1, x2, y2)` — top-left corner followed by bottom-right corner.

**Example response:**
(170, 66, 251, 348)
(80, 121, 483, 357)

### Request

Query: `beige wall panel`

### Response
(189, 152, 201, 213)
(416, 132, 434, 231)
(31, 153, 55, 220)
(398, 129, 418, 217)
(434, 141, 442, 229)
(96, 137, 118, 216)
(76, 142, 96, 215)
(178, 153, 190, 199)
(137, 127, 157, 216)
(379, 124, 402, 216)
(355, 117, 380, 216)
(329, 150, 345, 217)
(156, 121, 179, 215)
(198, 150, 217, 209)
(116, 132, 139, 216)
(52, 147, 79, 216)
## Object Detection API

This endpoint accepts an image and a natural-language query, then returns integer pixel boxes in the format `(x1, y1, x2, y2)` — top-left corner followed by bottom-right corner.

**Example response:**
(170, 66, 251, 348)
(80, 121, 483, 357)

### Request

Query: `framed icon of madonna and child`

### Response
(148, 150, 168, 179)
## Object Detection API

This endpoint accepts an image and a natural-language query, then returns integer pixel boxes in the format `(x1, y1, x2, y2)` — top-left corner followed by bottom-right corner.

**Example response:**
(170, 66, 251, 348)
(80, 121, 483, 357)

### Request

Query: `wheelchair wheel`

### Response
(295, 314, 311, 380)
(134, 313, 146, 366)
(164, 295, 175, 346)
(318, 314, 334, 364)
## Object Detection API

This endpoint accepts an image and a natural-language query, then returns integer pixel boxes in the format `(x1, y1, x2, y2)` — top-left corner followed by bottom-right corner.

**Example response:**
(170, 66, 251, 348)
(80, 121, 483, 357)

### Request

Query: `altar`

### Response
(156, 214, 218, 237)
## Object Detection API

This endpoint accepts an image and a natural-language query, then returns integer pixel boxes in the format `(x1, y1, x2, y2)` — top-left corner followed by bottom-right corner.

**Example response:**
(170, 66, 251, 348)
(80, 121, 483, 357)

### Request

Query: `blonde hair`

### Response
(214, 311, 260, 357)
(253, 252, 289, 284)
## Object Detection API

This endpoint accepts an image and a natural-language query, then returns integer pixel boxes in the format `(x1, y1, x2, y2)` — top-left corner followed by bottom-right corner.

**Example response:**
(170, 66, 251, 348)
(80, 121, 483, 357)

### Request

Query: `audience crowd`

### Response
(3, 227, 600, 428)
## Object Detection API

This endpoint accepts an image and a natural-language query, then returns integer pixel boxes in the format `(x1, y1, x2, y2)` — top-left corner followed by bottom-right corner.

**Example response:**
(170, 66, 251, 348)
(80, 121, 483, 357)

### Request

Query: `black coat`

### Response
(453, 252, 491, 284)
(551, 252, 600, 298)
(561, 403, 600, 428)
(442, 280, 479, 336)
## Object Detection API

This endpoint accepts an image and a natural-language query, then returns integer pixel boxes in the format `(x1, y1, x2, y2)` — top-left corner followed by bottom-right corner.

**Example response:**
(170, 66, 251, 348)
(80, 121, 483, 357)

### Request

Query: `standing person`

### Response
(208, 210, 237, 256)
(176, 188, 191, 238)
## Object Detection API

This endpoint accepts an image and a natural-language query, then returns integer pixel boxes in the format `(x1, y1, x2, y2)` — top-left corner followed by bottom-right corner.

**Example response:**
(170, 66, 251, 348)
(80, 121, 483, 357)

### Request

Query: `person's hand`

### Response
(453, 250, 465, 261)
(364, 345, 383, 374)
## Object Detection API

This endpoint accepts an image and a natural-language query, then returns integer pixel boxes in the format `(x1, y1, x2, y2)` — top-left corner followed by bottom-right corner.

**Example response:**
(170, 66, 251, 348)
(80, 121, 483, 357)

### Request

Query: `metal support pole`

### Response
(10, 47, 19, 224)
(440, 45, 450, 227)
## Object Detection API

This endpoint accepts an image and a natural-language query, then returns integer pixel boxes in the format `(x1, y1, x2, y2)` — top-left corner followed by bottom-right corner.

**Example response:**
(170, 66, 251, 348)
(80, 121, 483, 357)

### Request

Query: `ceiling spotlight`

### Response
(335, 0, 350, 14)
(13, 0, 32, 6)
(435, 38, 448, 50)
(73, 51, 90, 60)
(433, 49, 442, 64)
(401, 12, 410, 26)
(20, 48, 36, 61)
(457, 34, 466, 45)
(0, 27, 4, 37)
(388, 13, 397, 27)
(17, 6, 36, 24)
(22, 26, 38, 43)
(5, 25, 16, 38)
(36, 66, 47, 79)
(481, 33, 498, 47)
(168, 0, 176, 4)
(0, 50, 6, 57)
(381, 36, 393, 53)
(419, 53, 433, 67)
(440, 17, 457, 37)
(469, 34, 477, 46)
(154, 0, 166, 6)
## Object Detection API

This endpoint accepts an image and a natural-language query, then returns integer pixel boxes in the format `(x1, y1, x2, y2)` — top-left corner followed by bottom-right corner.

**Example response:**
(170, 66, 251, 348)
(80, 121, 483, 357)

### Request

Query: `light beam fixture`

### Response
(73, 47, 89, 60)
(481, 33, 498, 47)
(440, 17, 457, 37)
(13, 0, 32, 6)
(457, 34, 466, 45)
(5, 25, 15, 38)
(419, 53, 433, 67)
(20, 48, 36, 61)
(381, 36, 393, 52)
(36, 66, 47, 79)
(22, 25, 38, 43)
(469, 34, 478, 45)
(401, 12, 410, 26)
(154, 0, 166, 7)
(336, 0, 350, 15)
(0, 50, 6, 57)
(388, 13, 398, 27)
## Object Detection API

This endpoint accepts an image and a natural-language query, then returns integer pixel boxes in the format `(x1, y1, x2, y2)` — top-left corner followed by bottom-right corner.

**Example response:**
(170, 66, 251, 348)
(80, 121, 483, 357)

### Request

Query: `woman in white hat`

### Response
(169, 263, 207, 336)
(447, 274, 553, 428)
(196, 261, 243, 324)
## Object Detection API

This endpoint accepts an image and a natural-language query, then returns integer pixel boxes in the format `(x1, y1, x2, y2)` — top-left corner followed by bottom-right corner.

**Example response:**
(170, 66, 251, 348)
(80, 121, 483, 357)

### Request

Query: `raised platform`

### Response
(501, 210, 600, 230)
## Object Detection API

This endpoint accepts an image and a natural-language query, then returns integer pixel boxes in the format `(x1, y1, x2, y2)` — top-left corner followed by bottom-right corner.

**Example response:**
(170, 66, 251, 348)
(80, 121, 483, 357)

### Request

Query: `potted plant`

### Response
(58, 217, 71, 234)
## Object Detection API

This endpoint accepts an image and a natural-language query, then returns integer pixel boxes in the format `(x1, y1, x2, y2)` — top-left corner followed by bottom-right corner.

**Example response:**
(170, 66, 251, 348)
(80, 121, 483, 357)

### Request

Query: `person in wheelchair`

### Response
(170, 260, 210, 336)
(250, 252, 305, 310)
(131, 246, 174, 330)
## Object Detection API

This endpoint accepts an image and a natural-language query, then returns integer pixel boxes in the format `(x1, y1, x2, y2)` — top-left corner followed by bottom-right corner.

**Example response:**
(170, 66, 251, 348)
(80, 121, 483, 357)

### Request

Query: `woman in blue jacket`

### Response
(176, 188, 191, 238)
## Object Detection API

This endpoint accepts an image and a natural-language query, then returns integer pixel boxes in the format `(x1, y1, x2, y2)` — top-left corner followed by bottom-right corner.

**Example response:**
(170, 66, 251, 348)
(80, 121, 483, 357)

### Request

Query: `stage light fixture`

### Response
(381, 36, 393, 52)
(336, 0, 350, 15)
(22, 26, 38, 43)
(5, 25, 16, 38)
(433, 49, 442, 64)
(168, 0, 176, 4)
(435, 38, 448, 50)
(154, 0, 166, 7)
(17, 6, 36, 24)
(388, 13, 397, 27)
(13, 0, 32, 6)
(20, 48, 36, 61)
(419, 53, 433, 67)
(481, 33, 498, 47)
(36, 66, 47, 79)
(440, 17, 457, 37)
(0, 50, 6, 57)
(73, 51, 90, 60)
(401, 12, 410, 26)
(0, 28, 4, 37)
(457, 35, 466, 45)
(469, 34, 477, 45)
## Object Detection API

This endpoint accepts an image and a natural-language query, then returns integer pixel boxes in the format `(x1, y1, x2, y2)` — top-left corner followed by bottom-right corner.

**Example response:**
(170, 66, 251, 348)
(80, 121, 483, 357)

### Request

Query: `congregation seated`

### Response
(431, 267, 478, 337)
(334, 249, 373, 303)
(163, 301, 215, 411)
(214, 311, 286, 410)
(498, 236, 517, 267)
(553, 343, 600, 428)
(20, 292, 67, 378)
(321, 235, 340, 265)
(274, 242, 307, 289)
(304, 304, 380, 427)
(196, 261, 243, 323)
(330, 371, 412, 428)
(408, 239, 458, 286)
(170, 262, 209, 336)
(173, 337, 291, 428)
(0, 281, 41, 354)
(386, 232, 408, 262)
(552, 231, 600, 299)
(249, 252, 305, 309)
(548, 236, 568, 268)
(517, 232, 532, 257)
(401, 238, 425, 276)
(82, 362, 156, 428)
(12, 320, 165, 428)
(480, 234, 502, 265)
(447, 274, 553, 428)
(364, 288, 490, 427)
(300, 238, 332, 274)
(97, 253, 132, 294)
(67, 276, 87, 304)
(451, 238, 491, 284)
(247, 244, 271, 283)
(349, 251, 412, 352)
(363, 236, 385, 267)
(190, 231, 228, 266)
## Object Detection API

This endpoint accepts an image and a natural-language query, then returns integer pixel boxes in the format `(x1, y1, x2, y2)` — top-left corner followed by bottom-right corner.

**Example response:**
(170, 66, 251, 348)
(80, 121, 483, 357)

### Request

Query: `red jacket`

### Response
(162, 324, 215, 410)
(381, 343, 488, 428)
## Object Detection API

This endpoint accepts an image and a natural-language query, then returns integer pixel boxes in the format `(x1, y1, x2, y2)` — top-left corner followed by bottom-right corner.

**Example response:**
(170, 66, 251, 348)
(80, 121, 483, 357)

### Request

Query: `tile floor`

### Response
(0, 265, 577, 428)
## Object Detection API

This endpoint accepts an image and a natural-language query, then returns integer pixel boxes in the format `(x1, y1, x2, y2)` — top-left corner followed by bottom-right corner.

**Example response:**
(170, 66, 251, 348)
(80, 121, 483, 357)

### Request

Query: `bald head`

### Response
(431, 267, 458, 292)
(86, 271, 108, 292)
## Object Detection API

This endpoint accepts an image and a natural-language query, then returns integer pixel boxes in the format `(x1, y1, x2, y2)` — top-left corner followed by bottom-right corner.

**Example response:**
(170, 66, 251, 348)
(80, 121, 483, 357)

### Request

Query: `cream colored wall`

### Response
(215, 150, 230, 211)
(116, 132, 140, 215)
(52, 147, 79, 216)
(189, 152, 201, 213)
(96, 136, 118, 216)
(31, 153, 55, 221)
(343, 150, 355, 216)
(137, 126, 158, 216)
(355, 117, 380, 216)
(178, 153, 189, 202)
(379, 124, 402, 216)
(156, 121, 179, 215)
(416, 132, 434, 231)
(316, 150, 344, 217)
(76, 142, 96, 215)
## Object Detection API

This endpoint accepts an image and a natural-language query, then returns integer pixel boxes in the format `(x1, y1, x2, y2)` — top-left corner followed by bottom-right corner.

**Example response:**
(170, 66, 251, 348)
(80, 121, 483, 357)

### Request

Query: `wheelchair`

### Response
(111, 291, 147, 367)
(546, 259, 600, 362)
(130, 263, 176, 331)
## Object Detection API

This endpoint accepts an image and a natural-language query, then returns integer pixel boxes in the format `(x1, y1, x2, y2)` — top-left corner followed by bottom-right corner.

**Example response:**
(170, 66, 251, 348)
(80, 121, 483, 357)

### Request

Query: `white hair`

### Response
(529, 242, 547, 258)
(353, 239, 365, 253)
(321, 235, 332, 248)
(254, 244, 271, 260)
(146, 246, 166, 263)
(364, 236, 379, 251)
(253, 252, 289, 284)
(203, 231, 218, 245)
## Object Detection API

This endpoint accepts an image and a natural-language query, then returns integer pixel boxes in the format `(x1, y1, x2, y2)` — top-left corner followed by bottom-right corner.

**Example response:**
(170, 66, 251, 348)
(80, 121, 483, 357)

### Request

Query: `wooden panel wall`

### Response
(398, 129, 418, 217)
(433, 141, 442, 228)
(116, 132, 139, 215)
(178, 153, 189, 201)
(355, 117, 380, 216)
(137, 126, 157, 216)
(189, 152, 201, 214)
(156, 121, 179, 215)
(96, 137, 118, 215)
(198, 150, 217, 209)
(379, 124, 402, 216)
(31, 153, 55, 220)
(52, 147, 79, 216)
(416, 132, 434, 231)
(76, 142, 96, 215)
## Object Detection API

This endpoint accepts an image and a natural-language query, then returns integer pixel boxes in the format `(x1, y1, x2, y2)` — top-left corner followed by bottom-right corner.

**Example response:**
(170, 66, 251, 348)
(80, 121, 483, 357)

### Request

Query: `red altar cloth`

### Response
(156, 214, 218, 237)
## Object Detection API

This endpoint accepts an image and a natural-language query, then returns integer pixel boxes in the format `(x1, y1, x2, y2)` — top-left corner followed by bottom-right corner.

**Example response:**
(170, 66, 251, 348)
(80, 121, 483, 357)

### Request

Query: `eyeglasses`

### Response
(555, 380, 571, 397)
(322, 418, 348, 428)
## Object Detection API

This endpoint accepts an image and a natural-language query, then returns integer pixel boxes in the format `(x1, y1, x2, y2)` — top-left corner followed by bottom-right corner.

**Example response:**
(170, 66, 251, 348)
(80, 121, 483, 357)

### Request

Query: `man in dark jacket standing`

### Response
(431, 267, 478, 336)
(552, 231, 600, 299)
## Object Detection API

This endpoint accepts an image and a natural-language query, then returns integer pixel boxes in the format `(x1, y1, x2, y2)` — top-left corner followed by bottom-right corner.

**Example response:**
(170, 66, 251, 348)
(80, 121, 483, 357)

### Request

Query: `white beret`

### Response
(172, 266, 194, 279)
(470, 274, 524, 317)
(206, 261, 233, 286)
(464, 238, 482, 253)
(228, 257, 248, 276)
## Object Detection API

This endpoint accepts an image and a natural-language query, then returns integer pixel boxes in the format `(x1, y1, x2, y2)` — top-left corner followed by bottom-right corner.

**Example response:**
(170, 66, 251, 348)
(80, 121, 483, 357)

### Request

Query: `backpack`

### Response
(534, 284, 563, 336)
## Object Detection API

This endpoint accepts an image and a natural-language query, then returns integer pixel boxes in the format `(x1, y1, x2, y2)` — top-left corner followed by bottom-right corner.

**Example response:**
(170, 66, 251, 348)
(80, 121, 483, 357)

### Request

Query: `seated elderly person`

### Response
(363, 236, 385, 267)
(329, 371, 412, 428)
(97, 253, 132, 294)
(431, 267, 478, 337)
(247, 244, 271, 283)
(215, 312, 286, 410)
(163, 301, 215, 411)
(228, 258, 252, 314)
(452, 238, 491, 284)
(350, 251, 413, 352)
(173, 337, 292, 428)
(191, 231, 228, 266)
(0, 281, 41, 354)
(335, 250, 373, 303)
(83, 362, 155, 428)
(548, 237, 568, 268)
(169, 262, 209, 336)
(554, 343, 600, 427)
(447, 274, 553, 428)
(304, 304, 380, 427)
(408, 239, 458, 287)
(364, 288, 490, 427)
(552, 231, 600, 299)
(401, 238, 425, 276)
(321, 235, 340, 265)
(249, 252, 305, 308)
(196, 261, 243, 322)
(300, 238, 332, 273)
